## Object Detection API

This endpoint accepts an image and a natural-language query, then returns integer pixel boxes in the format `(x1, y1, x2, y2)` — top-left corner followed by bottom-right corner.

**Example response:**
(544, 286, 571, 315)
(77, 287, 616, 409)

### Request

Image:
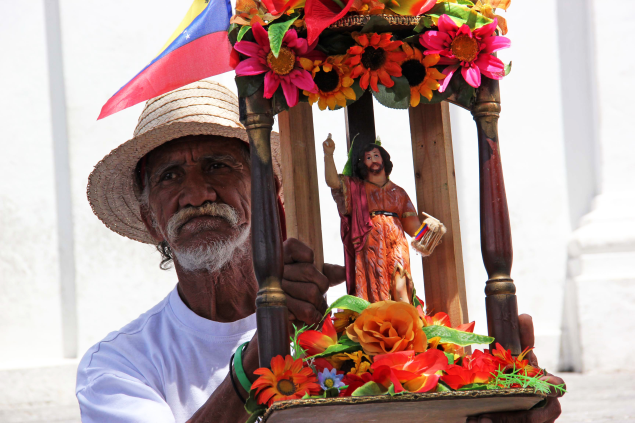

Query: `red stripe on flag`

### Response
(98, 31, 233, 120)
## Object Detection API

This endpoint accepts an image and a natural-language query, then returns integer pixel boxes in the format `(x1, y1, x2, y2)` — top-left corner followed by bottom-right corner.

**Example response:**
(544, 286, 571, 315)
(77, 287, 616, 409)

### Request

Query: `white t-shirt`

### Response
(76, 287, 257, 423)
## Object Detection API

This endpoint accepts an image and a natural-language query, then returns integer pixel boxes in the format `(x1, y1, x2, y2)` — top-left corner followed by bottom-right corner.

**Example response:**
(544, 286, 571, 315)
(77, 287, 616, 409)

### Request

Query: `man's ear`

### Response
(139, 203, 164, 243)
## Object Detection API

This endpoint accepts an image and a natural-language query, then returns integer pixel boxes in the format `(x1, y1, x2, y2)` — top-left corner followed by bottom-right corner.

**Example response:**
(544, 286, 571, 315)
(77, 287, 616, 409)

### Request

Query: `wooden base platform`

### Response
(263, 389, 545, 423)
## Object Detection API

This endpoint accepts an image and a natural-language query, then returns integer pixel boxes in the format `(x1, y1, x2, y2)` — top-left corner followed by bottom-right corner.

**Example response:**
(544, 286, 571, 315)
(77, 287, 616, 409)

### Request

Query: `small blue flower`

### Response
(318, 368, 345, 390)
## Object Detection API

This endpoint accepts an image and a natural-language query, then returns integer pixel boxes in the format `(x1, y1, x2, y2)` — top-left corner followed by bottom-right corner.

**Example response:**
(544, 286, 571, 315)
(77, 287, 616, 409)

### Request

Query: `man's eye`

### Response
(208, 162, 228, 170)
(160, 172, 176, 181)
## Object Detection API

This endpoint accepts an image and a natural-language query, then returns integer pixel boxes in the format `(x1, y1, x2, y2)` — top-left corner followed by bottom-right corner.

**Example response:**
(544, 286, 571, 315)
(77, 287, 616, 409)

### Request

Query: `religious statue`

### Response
(323, 134, 446, 304)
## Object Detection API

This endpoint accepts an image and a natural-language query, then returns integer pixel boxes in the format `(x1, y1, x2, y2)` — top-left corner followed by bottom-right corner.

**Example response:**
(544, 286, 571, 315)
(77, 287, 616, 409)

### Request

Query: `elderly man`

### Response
(77, 80, 564, 423)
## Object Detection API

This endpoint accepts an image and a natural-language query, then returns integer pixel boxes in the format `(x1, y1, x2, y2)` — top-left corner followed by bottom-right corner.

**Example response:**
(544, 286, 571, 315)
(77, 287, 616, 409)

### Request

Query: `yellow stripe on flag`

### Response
(156, 0, 209, 57)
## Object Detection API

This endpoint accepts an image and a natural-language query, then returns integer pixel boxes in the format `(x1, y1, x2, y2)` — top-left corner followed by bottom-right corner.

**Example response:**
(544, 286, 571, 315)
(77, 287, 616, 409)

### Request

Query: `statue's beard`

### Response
(158, 202, 251, 274)
(368, 162, 384, 175)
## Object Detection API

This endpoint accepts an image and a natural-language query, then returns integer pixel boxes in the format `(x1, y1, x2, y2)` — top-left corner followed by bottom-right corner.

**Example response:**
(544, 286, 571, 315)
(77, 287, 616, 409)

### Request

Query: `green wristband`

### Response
(234, 341, 252, 393)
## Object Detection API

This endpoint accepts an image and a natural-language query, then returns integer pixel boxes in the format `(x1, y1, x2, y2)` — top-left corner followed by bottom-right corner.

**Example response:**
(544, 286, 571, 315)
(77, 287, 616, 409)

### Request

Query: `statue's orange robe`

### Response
(333, 176, 418, 302)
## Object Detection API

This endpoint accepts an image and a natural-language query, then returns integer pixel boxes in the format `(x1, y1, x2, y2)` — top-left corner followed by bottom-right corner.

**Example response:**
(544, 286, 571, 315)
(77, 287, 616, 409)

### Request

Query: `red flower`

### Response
(371, 349, 448, 393)
(234, 22, 321, 107)
(441, 364, 493, 390)
(420, 14, 510, 91)
(491, 343, 542, 377)
(297, 316, 338, 356)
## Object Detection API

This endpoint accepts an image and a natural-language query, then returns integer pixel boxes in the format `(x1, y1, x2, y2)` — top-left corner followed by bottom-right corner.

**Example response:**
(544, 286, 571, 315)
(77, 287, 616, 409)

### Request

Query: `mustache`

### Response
(165, 202, 240, 242)
(369, 162, 384, 174)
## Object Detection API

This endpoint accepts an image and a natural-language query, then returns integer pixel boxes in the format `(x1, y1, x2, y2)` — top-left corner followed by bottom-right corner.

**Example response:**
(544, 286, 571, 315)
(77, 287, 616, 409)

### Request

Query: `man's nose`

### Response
(178, 170, 217, 208)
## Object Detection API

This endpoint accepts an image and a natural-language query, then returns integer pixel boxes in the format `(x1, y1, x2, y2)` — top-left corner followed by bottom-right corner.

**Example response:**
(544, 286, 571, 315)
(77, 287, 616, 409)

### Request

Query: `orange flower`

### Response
(332, 309, 359, 333)
(473, 0, 511, 35)
(346, 300, 427, 356)
(300, 55, 357, 110)
(252, 355, 320, 407)
(346, 33, 406, 92)
(400, 44, 445, 107)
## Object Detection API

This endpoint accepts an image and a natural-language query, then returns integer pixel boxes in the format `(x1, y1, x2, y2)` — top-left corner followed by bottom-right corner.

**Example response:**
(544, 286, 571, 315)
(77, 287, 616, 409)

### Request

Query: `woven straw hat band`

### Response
(87, 80, 281, 244)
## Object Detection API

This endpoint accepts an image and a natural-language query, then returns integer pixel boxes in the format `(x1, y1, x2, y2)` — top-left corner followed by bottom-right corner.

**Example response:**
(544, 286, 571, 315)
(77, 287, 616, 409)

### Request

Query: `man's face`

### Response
(141, 135, 251, 271)
(363, 148, 384, 177)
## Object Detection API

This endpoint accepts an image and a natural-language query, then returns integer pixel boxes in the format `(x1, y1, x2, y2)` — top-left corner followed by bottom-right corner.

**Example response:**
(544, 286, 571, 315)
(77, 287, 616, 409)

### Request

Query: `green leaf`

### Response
(425, 3, 493, 30)
(324, 387, 341, 398)
(308, 341, 361, 359)
(444, 352, 455, 365)
(325, 295, 370, 316)
(235, 74, 264, 98)
(435, 381, 452, 392)
(505, 61, 512, 76)
(414, 15, 435, 33)
(457, 0, 475, 5)
(422, 325, 494, 347)
(268, 15, 299, 57)
(237, 25, 251, 42)
(351, 381, 388, 397)
(372, 76, 411, 109)
(458, 383, 489, 391)
(245, 388, 267, 415)
(387, 384, 407, 396)
(361, 16, 391, 34)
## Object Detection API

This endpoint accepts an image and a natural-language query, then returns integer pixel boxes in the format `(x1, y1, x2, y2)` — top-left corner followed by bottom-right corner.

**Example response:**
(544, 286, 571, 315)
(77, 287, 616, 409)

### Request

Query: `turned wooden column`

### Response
(472, 77, 521, 355)
(240, 88, 290, 367)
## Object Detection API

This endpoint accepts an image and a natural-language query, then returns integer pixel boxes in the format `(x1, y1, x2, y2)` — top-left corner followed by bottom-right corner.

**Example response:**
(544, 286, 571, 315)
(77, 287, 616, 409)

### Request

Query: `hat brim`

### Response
(88, 119, 279, 244)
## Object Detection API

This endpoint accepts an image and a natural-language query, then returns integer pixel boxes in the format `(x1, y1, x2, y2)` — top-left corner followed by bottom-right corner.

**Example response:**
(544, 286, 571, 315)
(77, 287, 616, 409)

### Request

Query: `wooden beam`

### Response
(345, 90, 376, 150)
(278, 103, 324, 271)
(409, 102, 468, 328)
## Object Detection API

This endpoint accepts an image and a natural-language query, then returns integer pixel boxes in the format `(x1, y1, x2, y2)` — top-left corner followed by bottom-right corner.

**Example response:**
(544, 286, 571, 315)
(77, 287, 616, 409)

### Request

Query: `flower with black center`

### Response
(400, 43, 445, 107)
(419, 14, 510, 91)
(346, 32, 407, 92)
(300, 55, 357, 110)
(252, 355, 321, 407)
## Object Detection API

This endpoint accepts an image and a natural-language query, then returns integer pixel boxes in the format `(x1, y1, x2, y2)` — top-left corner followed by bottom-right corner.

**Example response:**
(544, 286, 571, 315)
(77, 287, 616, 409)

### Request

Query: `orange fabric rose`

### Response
(345, 301, 427, 356)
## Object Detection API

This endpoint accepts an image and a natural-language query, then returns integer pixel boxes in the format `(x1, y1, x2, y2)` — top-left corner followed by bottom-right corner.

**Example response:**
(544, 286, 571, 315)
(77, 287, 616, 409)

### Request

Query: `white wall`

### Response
(0, 1, 64, 366)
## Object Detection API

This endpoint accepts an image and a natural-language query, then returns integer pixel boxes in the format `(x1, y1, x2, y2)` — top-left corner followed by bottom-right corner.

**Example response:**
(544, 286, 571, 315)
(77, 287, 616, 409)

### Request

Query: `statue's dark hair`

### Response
(355, 143, 393, 180)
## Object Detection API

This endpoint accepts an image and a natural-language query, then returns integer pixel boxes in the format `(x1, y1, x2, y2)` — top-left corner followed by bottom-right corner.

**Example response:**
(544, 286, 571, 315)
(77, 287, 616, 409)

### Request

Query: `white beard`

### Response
(172, 225, 250, 274)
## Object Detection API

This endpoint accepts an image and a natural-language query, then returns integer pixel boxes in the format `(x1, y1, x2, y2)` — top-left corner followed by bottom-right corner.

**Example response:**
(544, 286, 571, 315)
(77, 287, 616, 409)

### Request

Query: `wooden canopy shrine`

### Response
(239, 76, 520, 369)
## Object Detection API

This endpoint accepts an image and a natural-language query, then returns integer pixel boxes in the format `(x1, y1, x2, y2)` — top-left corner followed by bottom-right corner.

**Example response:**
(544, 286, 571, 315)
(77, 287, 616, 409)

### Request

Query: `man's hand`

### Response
(282, 238, 345, 328)
(467, 314, 566, 423)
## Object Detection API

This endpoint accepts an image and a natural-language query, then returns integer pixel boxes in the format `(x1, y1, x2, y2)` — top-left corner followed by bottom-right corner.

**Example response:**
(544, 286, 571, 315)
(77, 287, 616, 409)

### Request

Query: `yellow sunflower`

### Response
(300, 55, 357, 110)
(400, 43, 446, 107)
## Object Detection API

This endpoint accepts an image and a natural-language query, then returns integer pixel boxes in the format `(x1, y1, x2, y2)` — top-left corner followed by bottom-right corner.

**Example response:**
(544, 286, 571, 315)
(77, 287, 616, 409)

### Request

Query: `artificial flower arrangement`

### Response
(229, 0, 512, 113)
(243, 295, 565, 422)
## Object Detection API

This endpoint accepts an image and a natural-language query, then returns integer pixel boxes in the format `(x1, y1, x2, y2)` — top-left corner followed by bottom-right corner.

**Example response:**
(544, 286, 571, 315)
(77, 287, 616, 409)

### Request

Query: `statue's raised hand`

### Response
(323, 133, 335, 155)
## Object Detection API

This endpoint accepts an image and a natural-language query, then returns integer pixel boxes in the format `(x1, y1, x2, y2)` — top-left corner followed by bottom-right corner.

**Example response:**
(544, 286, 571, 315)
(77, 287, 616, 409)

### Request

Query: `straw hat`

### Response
(87, 80, 282, 244)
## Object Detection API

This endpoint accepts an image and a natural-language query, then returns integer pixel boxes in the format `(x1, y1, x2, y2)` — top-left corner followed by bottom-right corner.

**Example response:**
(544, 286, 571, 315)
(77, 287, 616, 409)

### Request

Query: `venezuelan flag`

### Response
(99, 0, 234, 119)
(414, 222, 429, 241)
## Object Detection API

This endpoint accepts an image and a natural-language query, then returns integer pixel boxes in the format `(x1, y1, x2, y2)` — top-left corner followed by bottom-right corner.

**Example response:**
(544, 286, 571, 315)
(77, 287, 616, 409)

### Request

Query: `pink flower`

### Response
(234, 22, 321, 107)
(420, 15, 510, 92)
